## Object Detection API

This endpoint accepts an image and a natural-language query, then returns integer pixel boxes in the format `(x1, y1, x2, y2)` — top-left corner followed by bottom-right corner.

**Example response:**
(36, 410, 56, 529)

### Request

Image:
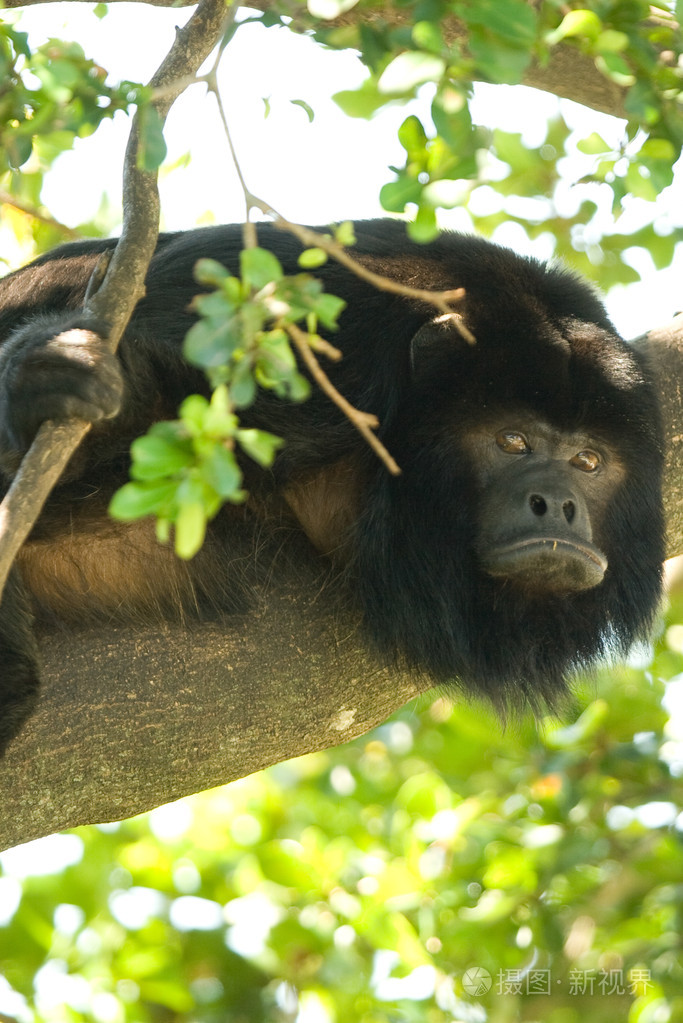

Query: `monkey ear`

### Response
(409, 314, 469, 381)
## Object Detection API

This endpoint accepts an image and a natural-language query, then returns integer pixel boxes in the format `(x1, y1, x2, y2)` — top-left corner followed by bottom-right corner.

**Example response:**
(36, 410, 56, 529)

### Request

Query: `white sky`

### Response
(4, 2, 683, 337)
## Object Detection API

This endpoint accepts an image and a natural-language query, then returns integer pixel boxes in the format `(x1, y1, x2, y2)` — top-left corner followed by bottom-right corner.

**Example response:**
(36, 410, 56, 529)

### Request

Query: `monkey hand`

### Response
(0, 311, 123, 472)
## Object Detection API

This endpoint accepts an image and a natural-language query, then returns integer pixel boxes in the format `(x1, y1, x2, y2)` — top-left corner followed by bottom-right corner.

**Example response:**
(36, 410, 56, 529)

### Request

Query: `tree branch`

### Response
(286, 320, 401, 475)
(0, 555, 428, 851)
(0, 0, 233, 600)
(0, 316, 681, 851)
(635, 313, 683, 554)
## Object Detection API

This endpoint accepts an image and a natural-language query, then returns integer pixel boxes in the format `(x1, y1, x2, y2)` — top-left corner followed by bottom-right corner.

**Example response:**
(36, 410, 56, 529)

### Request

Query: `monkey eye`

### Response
(571, 449, 600, 472)
(496, 430, 530, 454)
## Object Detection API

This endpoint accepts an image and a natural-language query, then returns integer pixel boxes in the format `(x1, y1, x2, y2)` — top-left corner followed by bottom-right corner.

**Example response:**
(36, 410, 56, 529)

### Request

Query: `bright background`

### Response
(3, 2, 683, 338)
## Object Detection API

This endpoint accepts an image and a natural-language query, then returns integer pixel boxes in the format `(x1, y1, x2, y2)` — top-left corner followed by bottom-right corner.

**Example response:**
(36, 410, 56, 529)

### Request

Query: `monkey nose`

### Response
(528, 494, 576, 524)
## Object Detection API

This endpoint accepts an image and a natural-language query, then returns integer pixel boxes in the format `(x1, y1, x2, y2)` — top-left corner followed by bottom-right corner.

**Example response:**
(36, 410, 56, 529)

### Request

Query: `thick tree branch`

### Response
(0, 555, 428, 851)
(636, 313, 683, 554)
(0, 317, 681, 852)
(0, 0, 233, 599)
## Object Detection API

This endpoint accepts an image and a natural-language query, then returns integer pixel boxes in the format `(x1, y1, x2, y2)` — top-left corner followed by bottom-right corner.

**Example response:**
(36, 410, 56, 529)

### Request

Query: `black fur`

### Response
(0, 221, 665, 750)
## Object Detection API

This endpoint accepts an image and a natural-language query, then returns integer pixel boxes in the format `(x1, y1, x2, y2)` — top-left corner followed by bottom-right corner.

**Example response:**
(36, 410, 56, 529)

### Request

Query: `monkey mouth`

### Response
(484, 537, 608, 593)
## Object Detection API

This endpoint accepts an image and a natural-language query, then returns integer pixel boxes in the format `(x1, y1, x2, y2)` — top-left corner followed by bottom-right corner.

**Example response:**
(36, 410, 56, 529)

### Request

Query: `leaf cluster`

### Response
(283, 0, 683, 249)
(110, 246, 346, 558)
(0, 22, 139, 174)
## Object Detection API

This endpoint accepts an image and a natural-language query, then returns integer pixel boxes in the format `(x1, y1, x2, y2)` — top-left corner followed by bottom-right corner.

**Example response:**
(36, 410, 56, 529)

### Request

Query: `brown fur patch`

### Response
(283, 458, 363, 556)
(19, 519, 197, 622)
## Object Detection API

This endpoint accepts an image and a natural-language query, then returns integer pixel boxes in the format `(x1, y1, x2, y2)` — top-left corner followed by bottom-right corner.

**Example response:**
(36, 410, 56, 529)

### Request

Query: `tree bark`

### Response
(0, 551, 426, 851)
(637, 314, 683, 552)
(0, 317, 681, 852)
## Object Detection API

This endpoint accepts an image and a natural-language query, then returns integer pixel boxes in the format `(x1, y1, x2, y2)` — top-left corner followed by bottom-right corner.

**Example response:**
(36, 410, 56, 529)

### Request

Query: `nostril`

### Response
(529, 494, 547, 516)
(563, 500, 575, 524)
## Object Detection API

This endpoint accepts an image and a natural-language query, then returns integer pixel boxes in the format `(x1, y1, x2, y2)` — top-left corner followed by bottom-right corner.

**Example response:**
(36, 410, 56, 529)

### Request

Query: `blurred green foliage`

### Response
(2, 1, 682, 270)
(0, 20, 143, 251)
(2, 586, 683, 1022)
(324, 0, 683, 246)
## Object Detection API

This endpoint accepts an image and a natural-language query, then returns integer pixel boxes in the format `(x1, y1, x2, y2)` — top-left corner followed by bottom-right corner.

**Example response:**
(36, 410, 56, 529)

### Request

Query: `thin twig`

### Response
(252, 201, 476, 342)
(205, 71, 473, 478)
(287, 322, 401, 476)
(205, 52, 471, 336)
(281, 216, 470, 325)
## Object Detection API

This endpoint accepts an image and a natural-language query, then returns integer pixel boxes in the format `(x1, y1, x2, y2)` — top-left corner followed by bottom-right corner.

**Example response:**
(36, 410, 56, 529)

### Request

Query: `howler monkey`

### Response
(0, 221, 665, 753)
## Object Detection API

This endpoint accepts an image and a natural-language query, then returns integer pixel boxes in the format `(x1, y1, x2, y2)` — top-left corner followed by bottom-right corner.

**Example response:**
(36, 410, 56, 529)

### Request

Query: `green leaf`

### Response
(544, 700, 609, 748)
(202, 444, 244, 498)
(229, 359, 258, 408)
(412, 21, 444, 54)
(431, 97, 475, 158)
(290, 99, 314, 122)
(156, 517, 171, 544)
(547, 9, 602, 44)
(468, 0, 538, 48)
(596, 29, 628, 53)
(333, 80, 393, 119)
(109, 480, 177, 521)
(6, 133, 33, 170)
(255, 332, 297, 385)
(408, 205, 438, 242)
(398, 115, 428, 161)
(191, 288, 235, 323)
(308, 292, 346, 329)
(380, 176, 424, 212)
(240, 246, 283, 291)
(136, 104, 167, 171)
(10, 29, 31, 58)
(179, 394, 210, 434)
(334, 221, 356, 246)
(576, 132, 611, 155)
(595, 52, 635, 86)
(298, 247, 328, 269)
(174, 501, 207, 560)
(204, 385, 238, 435)
(184, 315, 240, 369)
(624, 162, 657, 201)
(378, 51, 446, 94)
(468, 31, 532, 84)
(287, 373, 311, 402)
(237, 428, 284, 467)
(194, 258, 231, 287)
(640, 138, 677, 161)
(136, 980, 194, 1014)
(129, 433, 193, 480)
